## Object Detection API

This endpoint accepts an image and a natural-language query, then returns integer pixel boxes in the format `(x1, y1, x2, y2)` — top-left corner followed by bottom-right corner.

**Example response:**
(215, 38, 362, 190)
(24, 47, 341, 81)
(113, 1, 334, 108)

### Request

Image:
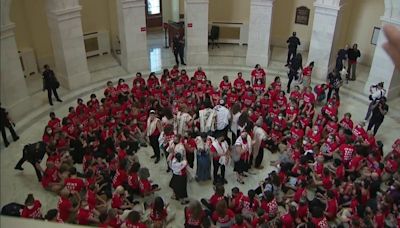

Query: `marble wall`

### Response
(184, 0, 209, 65)
(46, 0, 91, 89)
(117, 0, 149, 73)
(246, 0, 274, 67)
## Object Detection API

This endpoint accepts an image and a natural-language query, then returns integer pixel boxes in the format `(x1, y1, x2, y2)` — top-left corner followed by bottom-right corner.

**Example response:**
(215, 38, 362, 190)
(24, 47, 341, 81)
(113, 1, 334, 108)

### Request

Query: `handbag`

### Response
(55, 80, 60, 89)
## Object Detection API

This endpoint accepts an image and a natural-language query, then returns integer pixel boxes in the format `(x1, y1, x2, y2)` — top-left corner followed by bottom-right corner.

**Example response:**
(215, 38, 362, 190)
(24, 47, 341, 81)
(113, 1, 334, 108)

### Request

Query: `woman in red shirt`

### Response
(251, 64, 266, 85)
(123, 210, 147, 228)
(148, 196, 169, 227)
(20, 194, 42, 219)
(184, 200, 206, 228)
(76, 200, 99, 225)
(211, 200, 235, 227)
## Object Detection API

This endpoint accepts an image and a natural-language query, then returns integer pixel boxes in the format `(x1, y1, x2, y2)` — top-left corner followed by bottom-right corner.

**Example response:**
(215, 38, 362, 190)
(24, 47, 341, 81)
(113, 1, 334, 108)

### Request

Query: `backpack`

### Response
(1, 203, 24, 217)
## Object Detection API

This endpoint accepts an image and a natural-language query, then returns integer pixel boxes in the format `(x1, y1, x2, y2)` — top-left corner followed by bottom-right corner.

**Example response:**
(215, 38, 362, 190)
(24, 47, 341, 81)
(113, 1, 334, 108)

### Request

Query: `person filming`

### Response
(365, 82, 386, 121)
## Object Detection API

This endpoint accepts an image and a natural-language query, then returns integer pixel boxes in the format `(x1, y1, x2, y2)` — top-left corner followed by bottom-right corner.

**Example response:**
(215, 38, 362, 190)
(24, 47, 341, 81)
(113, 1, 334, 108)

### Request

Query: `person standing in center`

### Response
(42, 65, 62, 106)
(286, 32, 301, 66)
(214, 99, 231, 145)
(211, 134, 230, 185)
(147, 110, 163, 164)
(173, 32, 186, 66)
(347, 43, 361, 81)
(287, 53, 303, 93)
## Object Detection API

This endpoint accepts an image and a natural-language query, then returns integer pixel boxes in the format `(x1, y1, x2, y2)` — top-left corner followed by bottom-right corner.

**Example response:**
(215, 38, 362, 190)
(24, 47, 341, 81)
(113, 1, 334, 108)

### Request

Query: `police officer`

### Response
(14, 141, 47, 182)
(286, 32, 301, 66)
(0, 103, 19, 147)
(172, 33, 186, 66)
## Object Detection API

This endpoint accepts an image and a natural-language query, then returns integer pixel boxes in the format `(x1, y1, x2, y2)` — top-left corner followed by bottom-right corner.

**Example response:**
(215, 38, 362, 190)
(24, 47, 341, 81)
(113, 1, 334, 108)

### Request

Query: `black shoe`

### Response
(49, 102, 53, 106)
(287, 88, 290, 94)
(13, 136, 19, 142)
(285, 63, 289, 67)
(56, 99, 62, 102)
(14, 166, 23, 171)
(166, 169, 171, 173)
(4, 142, 9, 147)
(154, 159, 160, 164)
(223, 179, 228, 184)
(151, 155, 156, 159)
(182, 63, 187, 66)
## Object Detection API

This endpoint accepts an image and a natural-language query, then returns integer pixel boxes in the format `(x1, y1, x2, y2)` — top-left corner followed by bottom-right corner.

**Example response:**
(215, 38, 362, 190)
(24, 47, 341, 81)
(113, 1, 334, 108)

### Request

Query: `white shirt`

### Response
(230, 112, 241, 133)
(171, 159, 187, 175)
(214, 105, 231, 130)
(370, 87, 386, 101)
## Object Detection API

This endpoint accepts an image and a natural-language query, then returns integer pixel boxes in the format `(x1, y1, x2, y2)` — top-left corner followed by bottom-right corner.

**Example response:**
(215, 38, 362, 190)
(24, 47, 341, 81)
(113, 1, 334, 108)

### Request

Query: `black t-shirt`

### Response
(0, 107, 8, 127)
(336, 49, 347, 62)
(287, 36, 300, 49)
(347, 48, 361, 61)
(327, 73, 342, 89)
(371, 103, 389, 121)
(173, 37, 183, 50)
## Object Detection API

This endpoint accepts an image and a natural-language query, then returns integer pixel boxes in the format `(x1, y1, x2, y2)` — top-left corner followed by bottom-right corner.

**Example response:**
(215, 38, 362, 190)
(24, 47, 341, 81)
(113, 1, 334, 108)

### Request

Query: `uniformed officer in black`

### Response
(286, 32, 301, 66)
(0, 103, 19, 147)
(172, 33, 186, 66)
(42, 65, 62, 106)
(14, 141, 47, 182)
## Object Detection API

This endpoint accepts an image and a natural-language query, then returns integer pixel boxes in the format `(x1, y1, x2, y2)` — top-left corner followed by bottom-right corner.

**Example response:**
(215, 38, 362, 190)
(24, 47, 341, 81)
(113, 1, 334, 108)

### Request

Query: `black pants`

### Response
(287, 71, 296, 93)
(213, 159, 225, 181)
(15, 157, 42, 182)
(255, 147, 264, 168)
(47, 87, 60, 104)
(327, 87, 340, 100)
(1, 124, 18, 144)
(187, 152, 194, 168)
(287, 48, 297, 64)
(367, 119, 383, 136)
(174, 48, 185, 65)
(231, 131, 237, 146)
(149, 135, 160, 159)
(214, 126, 231, 145)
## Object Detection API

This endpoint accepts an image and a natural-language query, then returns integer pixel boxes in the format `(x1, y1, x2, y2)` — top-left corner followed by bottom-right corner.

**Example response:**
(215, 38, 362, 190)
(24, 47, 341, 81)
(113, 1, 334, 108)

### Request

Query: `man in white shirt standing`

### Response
(214, 99, 231, 145)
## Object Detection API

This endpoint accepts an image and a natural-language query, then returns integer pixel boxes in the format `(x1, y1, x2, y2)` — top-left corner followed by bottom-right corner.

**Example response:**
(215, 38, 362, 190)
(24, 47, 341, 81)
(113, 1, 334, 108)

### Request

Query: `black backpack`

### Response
(1, 202, 24, 217)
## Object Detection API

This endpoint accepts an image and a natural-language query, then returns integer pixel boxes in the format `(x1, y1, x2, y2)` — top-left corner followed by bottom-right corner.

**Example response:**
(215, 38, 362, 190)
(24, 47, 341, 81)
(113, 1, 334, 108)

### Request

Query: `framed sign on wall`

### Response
(295, 6, 310, 25)
(371, 26, 380, 45)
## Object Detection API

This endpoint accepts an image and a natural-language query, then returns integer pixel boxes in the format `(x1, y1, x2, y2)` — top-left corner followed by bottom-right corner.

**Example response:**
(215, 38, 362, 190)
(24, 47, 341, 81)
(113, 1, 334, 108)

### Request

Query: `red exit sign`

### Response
(188, 23, 193, 28)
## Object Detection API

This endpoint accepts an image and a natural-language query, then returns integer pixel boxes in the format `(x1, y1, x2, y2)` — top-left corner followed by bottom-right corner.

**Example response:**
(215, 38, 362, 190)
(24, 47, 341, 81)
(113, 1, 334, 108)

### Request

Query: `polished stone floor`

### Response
(1, 29, 400, 228)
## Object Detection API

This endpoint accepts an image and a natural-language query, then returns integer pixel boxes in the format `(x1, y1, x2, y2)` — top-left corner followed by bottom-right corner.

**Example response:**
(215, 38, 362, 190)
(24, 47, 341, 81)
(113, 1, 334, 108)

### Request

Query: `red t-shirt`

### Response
(150, 207, 168, 221)
(209, 194, 225, 208)
(339, 144, 355, 163)
(211, 209, 235, 224)
(64, 177, 85, 193)
(139, 179, 152, 195)
(20, 200, 42, 219)
(111, 193, 123, 209)
(128, 172, 140, 190)
(233, 78, 246, 91)
(57, 196, 72, 222)
(281, 213, 294, 228)
(303, 92, 316, 104)
(77, 208, 92, 225)
(124, 220, 147, 228)
(251, 69, 266, 82)
(112, 168, 128, 189)
(326, 199, 338, 219)
(185, 207, 205, 227)
(219, 81, 232, 91)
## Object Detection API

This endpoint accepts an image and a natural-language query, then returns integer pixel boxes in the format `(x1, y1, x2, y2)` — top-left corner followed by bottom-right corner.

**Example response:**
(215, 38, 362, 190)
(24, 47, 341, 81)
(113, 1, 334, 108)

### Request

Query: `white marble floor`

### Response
(1, 29, 400, 227)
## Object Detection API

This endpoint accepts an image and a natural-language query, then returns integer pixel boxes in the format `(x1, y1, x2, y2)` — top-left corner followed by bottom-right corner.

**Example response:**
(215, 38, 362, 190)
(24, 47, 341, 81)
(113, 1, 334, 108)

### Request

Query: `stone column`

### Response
(184, 0, 209, 65)
(117, 0, 148, 73)
(308, 0, 341, 80)
(0, 0, 32, 121)
(364, 2, 400, 99)
(246, 0, 274, 67)
(46, 0, 91, 90)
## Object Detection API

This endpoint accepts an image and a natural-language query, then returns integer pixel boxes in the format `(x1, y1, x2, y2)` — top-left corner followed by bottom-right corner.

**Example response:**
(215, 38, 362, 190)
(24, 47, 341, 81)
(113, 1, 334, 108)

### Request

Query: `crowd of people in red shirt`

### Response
(8, 63, 400, 227)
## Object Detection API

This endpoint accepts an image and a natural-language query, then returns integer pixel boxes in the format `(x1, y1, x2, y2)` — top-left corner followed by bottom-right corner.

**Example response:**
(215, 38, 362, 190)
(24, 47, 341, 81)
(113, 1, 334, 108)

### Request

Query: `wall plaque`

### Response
(295, 6, 310, 25)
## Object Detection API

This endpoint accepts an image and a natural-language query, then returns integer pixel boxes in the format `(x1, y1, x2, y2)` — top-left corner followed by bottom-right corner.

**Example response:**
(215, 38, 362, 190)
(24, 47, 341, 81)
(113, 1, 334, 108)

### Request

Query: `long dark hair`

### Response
(153, 196, 165, 214)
